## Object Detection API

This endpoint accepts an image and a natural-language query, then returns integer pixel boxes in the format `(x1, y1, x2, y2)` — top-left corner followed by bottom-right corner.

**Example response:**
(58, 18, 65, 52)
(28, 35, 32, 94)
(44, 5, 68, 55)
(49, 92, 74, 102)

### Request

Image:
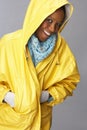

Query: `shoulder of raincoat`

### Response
(0, 0, 80, 130)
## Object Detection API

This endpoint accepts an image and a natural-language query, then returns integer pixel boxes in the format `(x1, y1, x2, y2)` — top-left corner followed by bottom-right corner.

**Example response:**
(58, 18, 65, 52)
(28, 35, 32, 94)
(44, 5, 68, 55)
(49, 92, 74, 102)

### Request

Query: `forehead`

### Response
(48, 8, 65, 21)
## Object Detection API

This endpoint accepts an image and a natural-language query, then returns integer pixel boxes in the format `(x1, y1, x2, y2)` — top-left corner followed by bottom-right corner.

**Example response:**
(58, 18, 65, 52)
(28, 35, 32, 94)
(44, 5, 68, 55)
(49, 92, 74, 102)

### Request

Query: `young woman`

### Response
(0, 0, 80, 130)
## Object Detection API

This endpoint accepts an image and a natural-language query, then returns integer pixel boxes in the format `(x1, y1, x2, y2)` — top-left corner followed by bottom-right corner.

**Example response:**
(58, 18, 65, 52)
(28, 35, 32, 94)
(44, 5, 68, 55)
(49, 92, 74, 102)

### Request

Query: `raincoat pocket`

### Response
(0, 103, 37, 128)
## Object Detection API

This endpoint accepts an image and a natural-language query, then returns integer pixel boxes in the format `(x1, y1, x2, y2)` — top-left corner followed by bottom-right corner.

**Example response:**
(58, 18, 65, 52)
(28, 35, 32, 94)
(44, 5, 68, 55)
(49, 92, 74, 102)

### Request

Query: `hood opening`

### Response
(59, 3, 73, 32)
(65, 4, 72, 21)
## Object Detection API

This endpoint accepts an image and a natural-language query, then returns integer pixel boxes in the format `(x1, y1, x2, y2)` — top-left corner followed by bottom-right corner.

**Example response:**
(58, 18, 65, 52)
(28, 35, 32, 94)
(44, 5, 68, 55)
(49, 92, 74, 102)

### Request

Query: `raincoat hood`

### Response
(22, 0, 73, 44)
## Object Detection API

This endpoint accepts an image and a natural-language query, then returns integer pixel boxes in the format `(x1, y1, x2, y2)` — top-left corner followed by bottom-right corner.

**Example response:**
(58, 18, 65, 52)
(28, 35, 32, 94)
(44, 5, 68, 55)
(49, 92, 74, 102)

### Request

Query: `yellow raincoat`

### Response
(0, 0, 80, 130)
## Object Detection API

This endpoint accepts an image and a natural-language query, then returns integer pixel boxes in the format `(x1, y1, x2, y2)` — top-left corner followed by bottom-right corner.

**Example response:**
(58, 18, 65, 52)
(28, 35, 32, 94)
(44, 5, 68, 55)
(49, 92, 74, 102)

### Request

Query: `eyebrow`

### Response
(47, 16, 63, 25)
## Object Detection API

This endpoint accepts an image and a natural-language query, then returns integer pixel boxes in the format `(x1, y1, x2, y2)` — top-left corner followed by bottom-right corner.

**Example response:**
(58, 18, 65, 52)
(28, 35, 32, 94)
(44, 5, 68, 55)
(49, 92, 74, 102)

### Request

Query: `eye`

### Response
(56, 23, 62, 28)
(46, 18, 53, 23)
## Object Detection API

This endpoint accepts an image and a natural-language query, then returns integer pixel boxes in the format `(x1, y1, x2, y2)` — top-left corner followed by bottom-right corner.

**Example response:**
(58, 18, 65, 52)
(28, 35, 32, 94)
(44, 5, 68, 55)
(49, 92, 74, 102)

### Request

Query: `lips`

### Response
(43, 30, 51, 36)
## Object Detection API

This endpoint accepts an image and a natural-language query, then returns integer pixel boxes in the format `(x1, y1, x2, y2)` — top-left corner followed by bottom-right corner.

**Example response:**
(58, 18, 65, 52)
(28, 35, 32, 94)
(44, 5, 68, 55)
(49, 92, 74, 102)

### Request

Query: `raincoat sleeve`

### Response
(47, 39, 80, 106)
(47, 71, 80, 106)
(0, 38, 11, 104)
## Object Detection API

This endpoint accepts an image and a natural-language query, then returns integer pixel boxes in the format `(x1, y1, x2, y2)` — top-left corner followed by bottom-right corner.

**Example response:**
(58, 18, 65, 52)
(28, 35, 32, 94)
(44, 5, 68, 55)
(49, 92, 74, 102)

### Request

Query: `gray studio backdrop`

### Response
(0, 0, 87, 130)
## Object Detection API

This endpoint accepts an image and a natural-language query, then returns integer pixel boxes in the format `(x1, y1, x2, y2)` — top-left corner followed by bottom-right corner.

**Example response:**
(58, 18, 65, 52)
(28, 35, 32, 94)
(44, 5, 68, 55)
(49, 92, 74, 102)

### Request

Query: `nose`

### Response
(48, 23, 55, 33)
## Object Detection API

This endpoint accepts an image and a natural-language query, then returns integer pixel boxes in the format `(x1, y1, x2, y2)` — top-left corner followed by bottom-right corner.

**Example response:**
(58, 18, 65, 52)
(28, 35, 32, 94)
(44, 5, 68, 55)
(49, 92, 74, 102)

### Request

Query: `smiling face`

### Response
(35, 7, 65, 42)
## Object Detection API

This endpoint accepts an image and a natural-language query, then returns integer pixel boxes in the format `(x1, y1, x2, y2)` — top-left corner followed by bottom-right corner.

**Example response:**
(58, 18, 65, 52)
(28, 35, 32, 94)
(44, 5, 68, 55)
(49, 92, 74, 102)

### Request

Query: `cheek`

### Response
(35, 28, 42, 38)
(40, 21, 48, 29)
(55, 28, 59, 33)
(35, 23, 46, 35)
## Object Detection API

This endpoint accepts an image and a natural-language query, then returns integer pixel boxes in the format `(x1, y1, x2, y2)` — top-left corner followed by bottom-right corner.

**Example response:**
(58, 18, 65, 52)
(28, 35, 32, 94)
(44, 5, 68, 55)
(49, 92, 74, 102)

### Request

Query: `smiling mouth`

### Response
(43, 30, 51, 36)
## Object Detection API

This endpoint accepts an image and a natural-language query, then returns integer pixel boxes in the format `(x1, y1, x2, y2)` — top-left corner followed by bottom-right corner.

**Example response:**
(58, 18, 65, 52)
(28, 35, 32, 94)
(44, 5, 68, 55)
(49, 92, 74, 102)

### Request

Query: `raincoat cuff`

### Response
(47, 88, 61, 106)
(47, 96, 54, 102)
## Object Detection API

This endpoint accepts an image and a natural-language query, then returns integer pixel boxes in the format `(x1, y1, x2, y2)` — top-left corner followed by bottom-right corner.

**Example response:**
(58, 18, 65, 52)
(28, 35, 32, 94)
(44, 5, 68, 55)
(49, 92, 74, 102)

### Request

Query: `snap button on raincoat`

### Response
(0, 0, 80, 130)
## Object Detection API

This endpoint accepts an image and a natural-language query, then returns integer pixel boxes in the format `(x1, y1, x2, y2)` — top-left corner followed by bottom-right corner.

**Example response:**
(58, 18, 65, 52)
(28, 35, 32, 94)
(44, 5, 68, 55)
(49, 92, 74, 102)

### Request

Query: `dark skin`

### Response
(35, 7, 65, 42)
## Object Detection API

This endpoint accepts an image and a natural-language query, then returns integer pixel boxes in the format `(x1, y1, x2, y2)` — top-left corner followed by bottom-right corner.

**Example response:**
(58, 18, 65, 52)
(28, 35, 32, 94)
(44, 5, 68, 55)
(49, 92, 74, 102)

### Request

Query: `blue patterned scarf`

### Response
(28, 34, 57, 66)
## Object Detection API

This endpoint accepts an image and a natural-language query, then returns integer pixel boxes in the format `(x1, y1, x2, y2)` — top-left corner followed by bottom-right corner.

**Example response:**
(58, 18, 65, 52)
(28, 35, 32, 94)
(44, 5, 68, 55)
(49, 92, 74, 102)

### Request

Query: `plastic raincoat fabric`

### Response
(0, 0, 80, 130)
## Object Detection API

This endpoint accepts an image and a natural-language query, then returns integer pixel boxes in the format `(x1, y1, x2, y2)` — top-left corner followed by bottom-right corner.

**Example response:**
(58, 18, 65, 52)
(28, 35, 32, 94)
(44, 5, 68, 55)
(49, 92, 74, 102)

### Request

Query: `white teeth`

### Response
(44, 30, 50, 36)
